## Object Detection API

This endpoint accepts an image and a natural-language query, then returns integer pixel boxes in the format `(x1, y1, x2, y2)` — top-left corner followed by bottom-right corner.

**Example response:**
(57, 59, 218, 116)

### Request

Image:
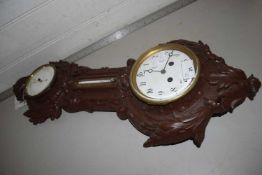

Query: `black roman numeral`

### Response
(137, 72, 144, 77)
(147, 88, 153, 94)
(171, 87, 177, 92)
(140, 82, 146, 86)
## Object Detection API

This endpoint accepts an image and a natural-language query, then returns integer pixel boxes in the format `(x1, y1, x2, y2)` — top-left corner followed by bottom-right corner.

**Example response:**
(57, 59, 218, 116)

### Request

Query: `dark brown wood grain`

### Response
(13, 40, 261, 147)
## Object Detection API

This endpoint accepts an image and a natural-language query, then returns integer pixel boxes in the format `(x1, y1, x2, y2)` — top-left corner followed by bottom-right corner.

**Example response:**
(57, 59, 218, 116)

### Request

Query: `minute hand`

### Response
(161, 51, 173, 74)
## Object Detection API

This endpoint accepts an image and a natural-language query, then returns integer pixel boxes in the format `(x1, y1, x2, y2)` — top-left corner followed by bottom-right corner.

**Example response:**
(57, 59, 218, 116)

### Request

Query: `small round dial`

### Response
(25, 64, 56, 97)
(130, 43, 200, 105)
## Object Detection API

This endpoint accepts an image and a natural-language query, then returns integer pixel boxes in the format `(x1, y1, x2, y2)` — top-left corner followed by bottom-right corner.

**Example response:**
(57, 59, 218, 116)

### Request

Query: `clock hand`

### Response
(161, 51, 173, 74)
(37, 78, 46, 83)
(144, 69, 161, 74)
(180, 62, 185, 82)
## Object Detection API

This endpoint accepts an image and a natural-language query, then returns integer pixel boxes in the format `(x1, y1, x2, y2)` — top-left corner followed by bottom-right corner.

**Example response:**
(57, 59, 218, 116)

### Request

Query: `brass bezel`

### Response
(129, 43, 200, 105)
(25, 64, 56, 97)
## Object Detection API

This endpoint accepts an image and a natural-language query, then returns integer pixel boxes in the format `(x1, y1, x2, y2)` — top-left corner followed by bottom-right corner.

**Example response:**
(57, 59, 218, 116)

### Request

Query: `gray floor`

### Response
(1, 0, 262, 175)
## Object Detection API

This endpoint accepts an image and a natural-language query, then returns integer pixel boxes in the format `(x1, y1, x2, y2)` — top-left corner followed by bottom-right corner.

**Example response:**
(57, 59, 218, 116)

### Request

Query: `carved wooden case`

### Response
(13, 40, 261, 147)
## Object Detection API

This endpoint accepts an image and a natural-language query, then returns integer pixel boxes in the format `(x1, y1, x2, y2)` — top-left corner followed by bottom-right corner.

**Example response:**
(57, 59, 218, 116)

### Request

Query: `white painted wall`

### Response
(0, 0, 178, 93)
(1, 0, 262, 175)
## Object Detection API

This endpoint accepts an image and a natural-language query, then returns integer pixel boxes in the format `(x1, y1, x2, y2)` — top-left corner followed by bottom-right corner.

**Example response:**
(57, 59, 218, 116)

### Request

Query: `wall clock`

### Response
(13, 40, 261, 147)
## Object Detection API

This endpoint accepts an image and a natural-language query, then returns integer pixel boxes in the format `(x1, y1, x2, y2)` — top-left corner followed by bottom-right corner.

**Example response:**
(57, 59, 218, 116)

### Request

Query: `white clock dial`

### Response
(130, 44, 200, 104)
(25, 65, 55, 96)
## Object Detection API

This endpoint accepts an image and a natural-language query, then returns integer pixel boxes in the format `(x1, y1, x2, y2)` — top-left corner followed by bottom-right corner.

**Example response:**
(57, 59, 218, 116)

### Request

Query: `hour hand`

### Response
(143, 69, 161, 74)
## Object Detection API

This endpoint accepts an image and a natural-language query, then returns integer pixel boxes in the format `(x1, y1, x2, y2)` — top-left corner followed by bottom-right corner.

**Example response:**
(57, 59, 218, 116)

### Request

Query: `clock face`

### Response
(130, 43, 200, 105)
(25, 65, 56, 97)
